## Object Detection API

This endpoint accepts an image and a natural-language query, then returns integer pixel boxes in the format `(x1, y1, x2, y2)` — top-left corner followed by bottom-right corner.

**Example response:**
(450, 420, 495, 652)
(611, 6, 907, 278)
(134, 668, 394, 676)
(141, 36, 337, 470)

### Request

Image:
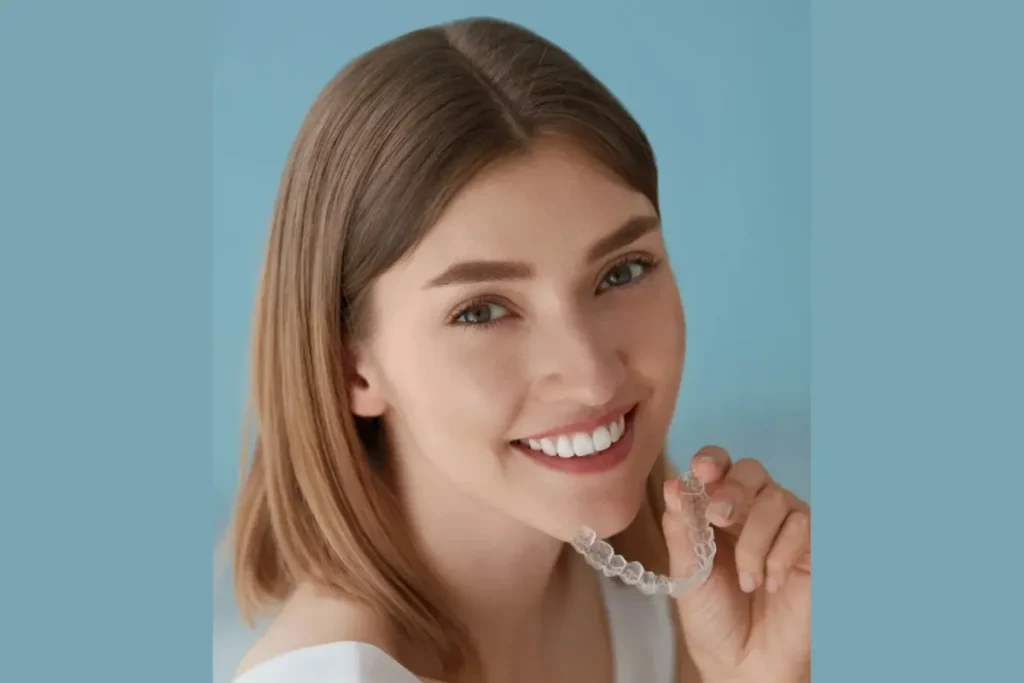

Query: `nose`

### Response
(531, 313, 626, 407)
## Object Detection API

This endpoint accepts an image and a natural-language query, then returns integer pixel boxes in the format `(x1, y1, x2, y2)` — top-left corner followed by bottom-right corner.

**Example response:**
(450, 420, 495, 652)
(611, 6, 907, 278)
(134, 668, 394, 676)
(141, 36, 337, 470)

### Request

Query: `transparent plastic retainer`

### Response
(570, 471, 716, 599)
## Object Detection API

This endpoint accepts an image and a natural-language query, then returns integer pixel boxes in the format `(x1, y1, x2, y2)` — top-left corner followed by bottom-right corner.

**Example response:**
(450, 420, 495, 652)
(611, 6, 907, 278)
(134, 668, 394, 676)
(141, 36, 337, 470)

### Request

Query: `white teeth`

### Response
(572, 432, 595, 455)
(520, 413, 630, 458)
(609, 417, 623, 442)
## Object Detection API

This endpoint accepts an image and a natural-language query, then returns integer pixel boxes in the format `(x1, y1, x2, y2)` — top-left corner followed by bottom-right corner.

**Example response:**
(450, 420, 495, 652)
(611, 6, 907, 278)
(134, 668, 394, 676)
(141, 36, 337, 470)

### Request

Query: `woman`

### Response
(230, 16, 810, 683)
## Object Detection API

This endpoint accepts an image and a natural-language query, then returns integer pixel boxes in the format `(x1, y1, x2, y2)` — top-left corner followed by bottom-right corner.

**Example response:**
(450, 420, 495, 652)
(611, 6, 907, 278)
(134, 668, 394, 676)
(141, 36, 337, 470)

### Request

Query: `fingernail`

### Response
(709, 498, 733, 521)
(766, 577, 778, 593)
(739, 572, 757, 593)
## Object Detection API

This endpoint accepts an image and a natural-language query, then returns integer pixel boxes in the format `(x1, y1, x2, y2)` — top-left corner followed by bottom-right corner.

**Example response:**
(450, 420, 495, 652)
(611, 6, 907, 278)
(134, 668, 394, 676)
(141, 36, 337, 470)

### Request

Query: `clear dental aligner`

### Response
(570, 471, 716, 598)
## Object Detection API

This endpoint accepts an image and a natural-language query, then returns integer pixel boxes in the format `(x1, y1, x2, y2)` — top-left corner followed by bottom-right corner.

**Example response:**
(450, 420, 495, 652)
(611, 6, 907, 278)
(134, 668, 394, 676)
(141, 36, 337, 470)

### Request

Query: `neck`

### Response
(389, 445, 576, 674)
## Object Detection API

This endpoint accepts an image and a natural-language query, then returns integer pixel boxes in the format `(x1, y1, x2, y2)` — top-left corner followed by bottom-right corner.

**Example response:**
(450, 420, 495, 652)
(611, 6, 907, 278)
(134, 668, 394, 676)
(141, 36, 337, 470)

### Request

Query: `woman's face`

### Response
(351, 140, 685, 540)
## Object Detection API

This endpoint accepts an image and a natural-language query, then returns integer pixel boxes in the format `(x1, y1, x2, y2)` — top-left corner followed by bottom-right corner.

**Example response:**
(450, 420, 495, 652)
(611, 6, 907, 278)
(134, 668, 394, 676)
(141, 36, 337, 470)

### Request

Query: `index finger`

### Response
(689, 445, 732, 485)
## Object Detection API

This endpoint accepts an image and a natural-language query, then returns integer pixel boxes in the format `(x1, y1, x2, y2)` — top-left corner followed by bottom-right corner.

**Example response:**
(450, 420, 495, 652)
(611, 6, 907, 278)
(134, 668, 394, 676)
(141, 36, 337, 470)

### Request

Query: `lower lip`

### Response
(513, 410, 636, 475)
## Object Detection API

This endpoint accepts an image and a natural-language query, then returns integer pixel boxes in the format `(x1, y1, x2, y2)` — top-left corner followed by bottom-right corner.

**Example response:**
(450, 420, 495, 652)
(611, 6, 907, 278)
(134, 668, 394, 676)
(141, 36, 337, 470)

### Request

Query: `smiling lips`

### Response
(513, 408, 636, 475)
(520, 411, 622, 458)
(517, 413, 627, 458)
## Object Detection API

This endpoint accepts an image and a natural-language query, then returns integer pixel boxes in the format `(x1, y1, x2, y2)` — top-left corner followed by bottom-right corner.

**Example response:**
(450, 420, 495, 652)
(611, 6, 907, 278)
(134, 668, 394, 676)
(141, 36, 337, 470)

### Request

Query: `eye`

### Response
(598, 256, 656, 292)
(453, 301, 509, 326)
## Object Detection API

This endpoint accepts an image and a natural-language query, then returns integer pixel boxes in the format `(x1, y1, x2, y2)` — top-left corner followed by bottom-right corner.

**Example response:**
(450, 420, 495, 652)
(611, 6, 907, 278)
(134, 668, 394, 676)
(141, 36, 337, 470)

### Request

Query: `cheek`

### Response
(615, 278, 686, 417)
(382, 331, 526, 450)
(616, 278, 686, 370)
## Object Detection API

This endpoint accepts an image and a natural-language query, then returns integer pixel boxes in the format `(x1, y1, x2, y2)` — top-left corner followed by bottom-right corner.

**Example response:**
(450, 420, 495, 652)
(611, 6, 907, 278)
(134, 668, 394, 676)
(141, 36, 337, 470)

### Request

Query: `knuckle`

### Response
(765, 553, 788, 576)
(734, 457, 762, 471)
(788, 509, 811, 533)
(734, 457, 769, 482)
(763, 485, 788, 508)
(723, 479, 747, 500)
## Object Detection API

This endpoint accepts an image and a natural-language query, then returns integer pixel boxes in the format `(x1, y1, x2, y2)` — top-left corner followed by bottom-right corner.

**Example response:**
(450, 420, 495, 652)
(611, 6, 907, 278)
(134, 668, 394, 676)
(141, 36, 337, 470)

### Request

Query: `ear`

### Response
(345, 346, 388, 418)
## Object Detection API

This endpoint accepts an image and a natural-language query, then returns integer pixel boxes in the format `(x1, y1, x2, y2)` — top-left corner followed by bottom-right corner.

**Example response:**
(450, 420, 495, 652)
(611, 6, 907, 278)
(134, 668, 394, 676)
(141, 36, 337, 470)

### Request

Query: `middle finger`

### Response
(706, 458, 772, 529)
(733, 484, 791, 592)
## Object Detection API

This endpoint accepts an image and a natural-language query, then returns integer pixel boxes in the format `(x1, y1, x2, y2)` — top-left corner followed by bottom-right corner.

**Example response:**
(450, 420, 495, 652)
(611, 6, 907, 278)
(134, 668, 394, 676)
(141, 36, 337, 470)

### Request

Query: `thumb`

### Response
(663, 475, 749, 663)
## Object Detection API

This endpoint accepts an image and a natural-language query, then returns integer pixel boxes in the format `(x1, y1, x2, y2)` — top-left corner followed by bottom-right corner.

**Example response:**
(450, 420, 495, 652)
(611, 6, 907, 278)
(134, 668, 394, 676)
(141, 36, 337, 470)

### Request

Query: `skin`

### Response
(238, 140, 811, 682)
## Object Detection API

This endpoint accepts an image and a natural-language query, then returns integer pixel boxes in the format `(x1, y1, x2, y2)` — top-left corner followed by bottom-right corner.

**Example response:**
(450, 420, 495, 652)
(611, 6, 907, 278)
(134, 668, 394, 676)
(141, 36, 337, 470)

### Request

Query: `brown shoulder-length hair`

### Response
(231, 16, 677, 676)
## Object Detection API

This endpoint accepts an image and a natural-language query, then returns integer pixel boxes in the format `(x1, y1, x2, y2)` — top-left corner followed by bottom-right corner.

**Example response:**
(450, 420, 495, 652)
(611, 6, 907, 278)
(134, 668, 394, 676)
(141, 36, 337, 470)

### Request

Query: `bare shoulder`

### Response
(234, 583, 396, 679)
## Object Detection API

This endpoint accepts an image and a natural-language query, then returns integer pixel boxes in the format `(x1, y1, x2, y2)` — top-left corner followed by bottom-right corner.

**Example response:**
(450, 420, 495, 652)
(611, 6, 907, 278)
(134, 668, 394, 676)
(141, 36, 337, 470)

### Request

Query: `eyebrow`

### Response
(425, 214, 661, 288)
(585, 214, 660, 263)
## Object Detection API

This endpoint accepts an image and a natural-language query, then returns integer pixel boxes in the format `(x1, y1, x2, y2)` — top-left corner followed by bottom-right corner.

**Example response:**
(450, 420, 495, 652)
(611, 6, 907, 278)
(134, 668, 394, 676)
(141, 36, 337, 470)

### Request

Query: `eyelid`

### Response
(596, 251, 660, 291)
(446, 295, 514, 325)
(603, 250, 657, 270)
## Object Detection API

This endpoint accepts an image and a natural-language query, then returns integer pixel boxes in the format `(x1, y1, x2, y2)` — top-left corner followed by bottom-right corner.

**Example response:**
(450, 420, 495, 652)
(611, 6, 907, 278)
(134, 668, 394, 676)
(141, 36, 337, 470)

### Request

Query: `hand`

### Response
(663, 447, 810, 683)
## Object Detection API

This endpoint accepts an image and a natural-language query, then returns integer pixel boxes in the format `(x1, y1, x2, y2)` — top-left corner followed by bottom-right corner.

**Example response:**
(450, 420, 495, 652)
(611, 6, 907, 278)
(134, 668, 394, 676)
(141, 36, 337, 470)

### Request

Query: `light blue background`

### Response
(3, 1, 212, 681)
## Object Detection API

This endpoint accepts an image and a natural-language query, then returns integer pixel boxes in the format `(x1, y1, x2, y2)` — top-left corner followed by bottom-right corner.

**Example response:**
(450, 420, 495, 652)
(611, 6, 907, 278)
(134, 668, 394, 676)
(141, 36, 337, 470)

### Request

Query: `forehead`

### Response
(407, 141, 657, 268)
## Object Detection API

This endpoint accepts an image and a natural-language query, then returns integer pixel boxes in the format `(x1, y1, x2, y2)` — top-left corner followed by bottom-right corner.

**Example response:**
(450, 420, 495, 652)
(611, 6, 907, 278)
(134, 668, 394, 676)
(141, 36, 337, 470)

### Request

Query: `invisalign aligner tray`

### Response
(570, 471, 716, 598)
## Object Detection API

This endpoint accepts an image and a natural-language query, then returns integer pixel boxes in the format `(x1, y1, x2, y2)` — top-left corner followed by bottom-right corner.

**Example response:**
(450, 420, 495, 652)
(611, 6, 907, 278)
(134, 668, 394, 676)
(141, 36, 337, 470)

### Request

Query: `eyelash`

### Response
(598, 253, 660, 292)
(448, 296, 509, 331)
(448, 253, 662, 331)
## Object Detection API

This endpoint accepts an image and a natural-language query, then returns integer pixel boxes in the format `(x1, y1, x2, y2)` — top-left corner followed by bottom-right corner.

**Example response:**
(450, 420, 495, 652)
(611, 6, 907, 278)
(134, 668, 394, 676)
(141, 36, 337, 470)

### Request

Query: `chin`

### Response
(538, 482, 648, 543)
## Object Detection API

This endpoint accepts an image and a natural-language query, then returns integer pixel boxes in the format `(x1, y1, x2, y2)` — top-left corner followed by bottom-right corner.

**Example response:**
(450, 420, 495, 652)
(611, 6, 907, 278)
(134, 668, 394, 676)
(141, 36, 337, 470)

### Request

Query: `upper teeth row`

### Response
(523, 415, 626, 458)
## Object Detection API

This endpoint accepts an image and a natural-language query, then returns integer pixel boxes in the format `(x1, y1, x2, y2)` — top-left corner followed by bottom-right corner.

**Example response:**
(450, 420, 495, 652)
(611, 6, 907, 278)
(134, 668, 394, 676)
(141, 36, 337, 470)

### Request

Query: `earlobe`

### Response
(346, 353, 388, 418)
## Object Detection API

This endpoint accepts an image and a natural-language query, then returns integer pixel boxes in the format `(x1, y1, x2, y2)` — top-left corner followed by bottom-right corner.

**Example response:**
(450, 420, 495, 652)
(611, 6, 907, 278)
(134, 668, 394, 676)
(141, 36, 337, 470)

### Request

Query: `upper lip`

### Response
(517, 404, 636, 441)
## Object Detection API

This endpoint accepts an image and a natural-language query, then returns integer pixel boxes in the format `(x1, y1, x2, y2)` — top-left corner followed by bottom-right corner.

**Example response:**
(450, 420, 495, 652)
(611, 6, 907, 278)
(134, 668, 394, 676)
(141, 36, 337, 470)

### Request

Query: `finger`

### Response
(732, 484, 791, 592)
(706, 458, 772, 530)
(662, 478, 750, 656)
(765, 509, 811, 592)
(689, 445, 732, 486)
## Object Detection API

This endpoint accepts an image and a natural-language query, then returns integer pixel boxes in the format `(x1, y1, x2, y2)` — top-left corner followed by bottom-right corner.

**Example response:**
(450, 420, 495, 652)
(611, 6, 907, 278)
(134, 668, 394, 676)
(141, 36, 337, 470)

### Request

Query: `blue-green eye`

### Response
(455, 301, 508, 325)
(598, 258, 654, 292)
